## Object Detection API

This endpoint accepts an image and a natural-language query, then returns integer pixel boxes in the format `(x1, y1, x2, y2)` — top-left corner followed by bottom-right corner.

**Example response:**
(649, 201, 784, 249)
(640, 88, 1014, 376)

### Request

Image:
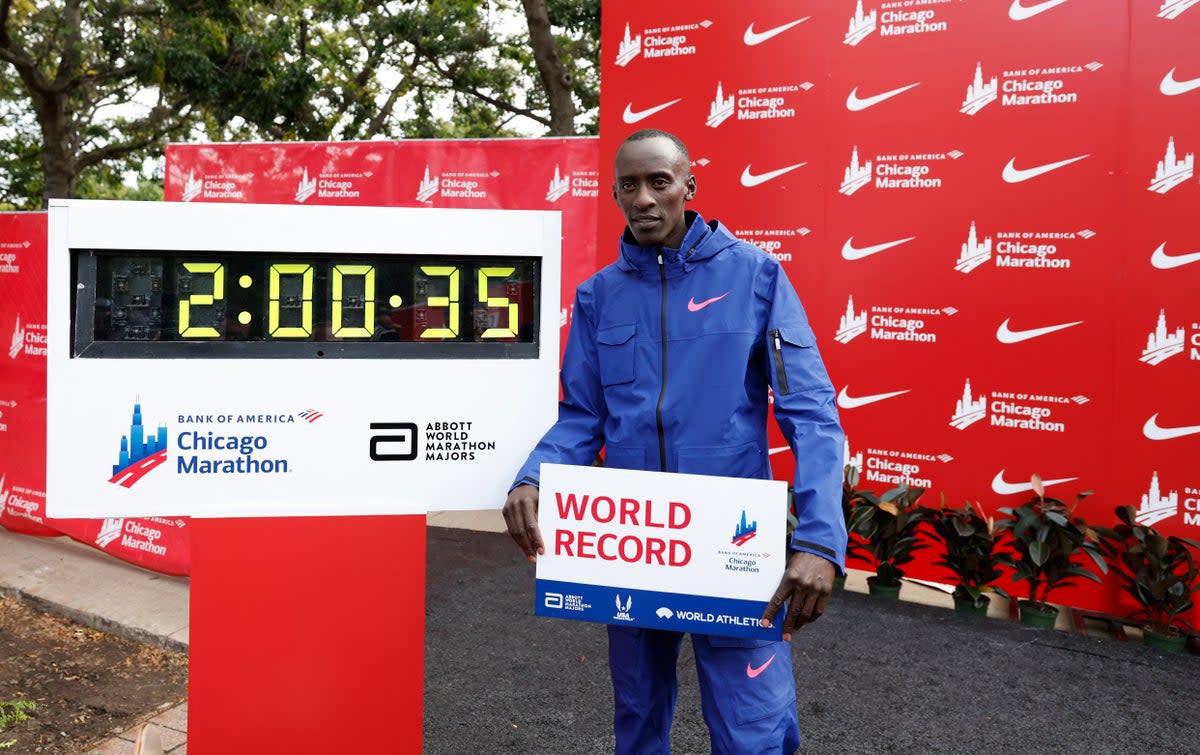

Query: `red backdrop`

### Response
(598, 0, 1200, 620)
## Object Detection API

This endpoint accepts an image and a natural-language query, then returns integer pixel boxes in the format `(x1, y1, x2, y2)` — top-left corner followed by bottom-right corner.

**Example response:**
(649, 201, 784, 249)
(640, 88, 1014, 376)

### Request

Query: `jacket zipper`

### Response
(655, 252, 668, 472)
(771, 328, 790, 395)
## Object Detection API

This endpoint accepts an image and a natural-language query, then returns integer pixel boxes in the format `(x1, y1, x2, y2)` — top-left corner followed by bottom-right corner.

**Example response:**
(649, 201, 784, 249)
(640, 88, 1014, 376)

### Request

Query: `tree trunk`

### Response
(39, 92, 76, 202)
(520, 0, 575, 136)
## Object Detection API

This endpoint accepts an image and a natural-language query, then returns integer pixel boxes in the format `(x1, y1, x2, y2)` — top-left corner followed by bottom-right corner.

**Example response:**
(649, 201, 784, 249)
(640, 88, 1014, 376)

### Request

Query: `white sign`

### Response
(46, 200, 560, 518)
(535, 463, 787, 639)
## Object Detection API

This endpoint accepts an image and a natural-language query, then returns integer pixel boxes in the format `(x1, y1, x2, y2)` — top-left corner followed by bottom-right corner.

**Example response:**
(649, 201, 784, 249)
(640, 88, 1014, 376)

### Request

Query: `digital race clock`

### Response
(46, 200, 561, 519)
(74, 250, 539, 358)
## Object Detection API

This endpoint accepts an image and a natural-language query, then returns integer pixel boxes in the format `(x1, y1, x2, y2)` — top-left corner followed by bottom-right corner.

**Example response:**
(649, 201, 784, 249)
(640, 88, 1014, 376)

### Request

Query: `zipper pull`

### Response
(657, 253, 663, 266)
(773, 329, 783, 351)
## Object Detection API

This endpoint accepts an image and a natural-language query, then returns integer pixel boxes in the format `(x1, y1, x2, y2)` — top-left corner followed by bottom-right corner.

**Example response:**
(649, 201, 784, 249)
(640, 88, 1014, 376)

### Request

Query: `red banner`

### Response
(598, 1, 1200, 620)
(0, 212, 190, 575)
(164, 138, 601, 354)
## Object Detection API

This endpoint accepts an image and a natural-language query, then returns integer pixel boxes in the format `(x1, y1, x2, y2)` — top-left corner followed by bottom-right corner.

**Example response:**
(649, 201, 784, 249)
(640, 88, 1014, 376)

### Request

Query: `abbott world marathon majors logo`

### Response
(733, 227, 810, 263)
(546, 165, 599, 203)
(370, 420, 499, 463)
(948, 378, 1089, 434)
(954, 222, 1094, 273)
(834, 296, 956, 345)
(1140, 309, 1200, 366)
(705, 81, 813, 129)
(294, 167, 373, 203)
(843, 0, 951, 47)
(8, 315, 47, 359)
(180, 170, 250, 202)
(960, 61, 1102, 116)
(839, 145, 962, 196)
(614, 18, 711, 67)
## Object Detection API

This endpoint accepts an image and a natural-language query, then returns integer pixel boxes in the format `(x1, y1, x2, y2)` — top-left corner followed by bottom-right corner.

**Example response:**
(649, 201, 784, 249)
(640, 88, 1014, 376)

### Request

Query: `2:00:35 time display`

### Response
(73, 251, 541, 359)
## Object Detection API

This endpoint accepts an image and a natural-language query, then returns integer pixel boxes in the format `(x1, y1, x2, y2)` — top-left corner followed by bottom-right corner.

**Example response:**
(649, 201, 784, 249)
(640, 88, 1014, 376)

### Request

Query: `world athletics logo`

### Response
(108, 401, 168, 488)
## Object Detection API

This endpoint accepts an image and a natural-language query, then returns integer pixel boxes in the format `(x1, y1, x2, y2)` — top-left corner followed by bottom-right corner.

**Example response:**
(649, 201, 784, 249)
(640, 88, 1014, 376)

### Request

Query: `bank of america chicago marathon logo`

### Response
(843, 0, 950, 48)
(108, 402, 169, 488)
(416, 165, 498, 203)
(1134, 472, 1200, 529)
(0, 239, 29, 274)
(94, 517, 178, 556)
(294, 167, 373, 203)
(948, 378, 1089, 434)
(705, 80, 813, 129)
(613, 18, 711, 67)
(1149, 137, 1194, 195)
(839, 145, 962, 196)
(8, 315, 47, 360)
(1160, 0, 1200, 20)
(1139, 310, 1198, 366)
(179, 170, 248, 202)
(733, 227, 810, 264)
(545, 165, 599, 203)
(960, 61, 1102, 116)
(0, 474, 46, 525)
(954, 223, 1093, 274)
(846, 439, 953, 489)
(834, 296, 956, 345)
(730, 510, 758, 547)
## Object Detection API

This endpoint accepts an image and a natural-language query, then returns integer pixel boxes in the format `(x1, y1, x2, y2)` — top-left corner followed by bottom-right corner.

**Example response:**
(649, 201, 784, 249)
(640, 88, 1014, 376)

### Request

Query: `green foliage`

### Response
(0, 699, 36, 749)
(1106, 505, 1200, 635)
(995, 480, 1108, 610)
(847, 482, 929, 586)
(926, 496, 1002, 608)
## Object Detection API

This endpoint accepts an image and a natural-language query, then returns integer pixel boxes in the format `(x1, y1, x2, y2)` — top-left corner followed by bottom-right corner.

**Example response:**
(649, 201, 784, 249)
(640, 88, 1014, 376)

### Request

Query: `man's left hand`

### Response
(759, 551, 836, 641)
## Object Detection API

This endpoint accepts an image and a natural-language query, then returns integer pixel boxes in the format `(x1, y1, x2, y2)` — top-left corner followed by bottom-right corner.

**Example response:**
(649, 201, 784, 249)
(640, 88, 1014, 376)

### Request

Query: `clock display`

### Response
(72, 250, 540, 359)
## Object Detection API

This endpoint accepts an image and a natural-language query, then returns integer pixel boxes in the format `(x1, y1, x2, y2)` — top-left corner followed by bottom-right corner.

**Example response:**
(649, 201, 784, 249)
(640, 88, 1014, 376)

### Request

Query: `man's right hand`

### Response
(503, 484, 543, 564)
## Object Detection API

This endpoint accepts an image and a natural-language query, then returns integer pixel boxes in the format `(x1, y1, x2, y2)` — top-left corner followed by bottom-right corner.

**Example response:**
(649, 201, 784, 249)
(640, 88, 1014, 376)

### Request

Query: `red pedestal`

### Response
(189, 515, 425, 752)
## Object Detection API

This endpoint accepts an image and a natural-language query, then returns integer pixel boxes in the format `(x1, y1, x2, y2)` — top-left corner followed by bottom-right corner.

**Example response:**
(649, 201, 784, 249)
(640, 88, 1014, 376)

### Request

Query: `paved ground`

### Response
(3, 523, 1198, 754)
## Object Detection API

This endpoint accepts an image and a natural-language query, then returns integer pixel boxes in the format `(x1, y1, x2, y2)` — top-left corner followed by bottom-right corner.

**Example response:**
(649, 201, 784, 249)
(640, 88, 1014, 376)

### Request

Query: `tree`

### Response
(0, 1, 600, 209)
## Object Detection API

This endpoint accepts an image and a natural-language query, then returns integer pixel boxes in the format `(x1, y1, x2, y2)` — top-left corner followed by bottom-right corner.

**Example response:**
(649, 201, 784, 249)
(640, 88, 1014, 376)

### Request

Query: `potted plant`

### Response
(995, 476, 1108, 628)
(1106, 505, 1200, 653)
(847, 483, 929, 599)
(926, 496, 1002, 616)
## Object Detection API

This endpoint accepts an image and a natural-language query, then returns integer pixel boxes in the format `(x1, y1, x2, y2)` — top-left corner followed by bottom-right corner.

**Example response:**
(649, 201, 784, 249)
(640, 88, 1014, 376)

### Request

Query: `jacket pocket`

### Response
(604, 445, 646, 470)
(677, 441, 765, 478)
(769, 325, 817, 396)
(596, 323, 637, 386)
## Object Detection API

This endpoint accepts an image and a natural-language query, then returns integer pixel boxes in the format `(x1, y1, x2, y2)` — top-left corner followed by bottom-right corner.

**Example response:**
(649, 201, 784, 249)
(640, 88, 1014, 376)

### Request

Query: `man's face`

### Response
(612, 137, 695, 248)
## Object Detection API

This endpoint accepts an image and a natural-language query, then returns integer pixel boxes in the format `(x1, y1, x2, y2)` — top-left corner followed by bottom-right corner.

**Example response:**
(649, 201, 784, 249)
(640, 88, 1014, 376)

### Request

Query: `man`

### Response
(503, 129, 845, 754)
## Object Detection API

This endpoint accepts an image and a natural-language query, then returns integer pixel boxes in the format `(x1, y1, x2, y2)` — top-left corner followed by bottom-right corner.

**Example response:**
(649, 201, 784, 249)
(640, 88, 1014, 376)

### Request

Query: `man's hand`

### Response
(759, 551, 836, 641)
(503, 484, 544, 564)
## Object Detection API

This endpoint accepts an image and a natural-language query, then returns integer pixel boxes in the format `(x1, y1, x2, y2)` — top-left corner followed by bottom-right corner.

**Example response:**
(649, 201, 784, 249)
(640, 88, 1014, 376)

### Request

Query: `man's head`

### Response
(613, 129, 695, 248)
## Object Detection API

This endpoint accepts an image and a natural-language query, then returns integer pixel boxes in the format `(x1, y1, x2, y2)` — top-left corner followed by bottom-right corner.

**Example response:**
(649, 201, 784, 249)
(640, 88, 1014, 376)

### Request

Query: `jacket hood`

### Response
(616, 210, 741, 276)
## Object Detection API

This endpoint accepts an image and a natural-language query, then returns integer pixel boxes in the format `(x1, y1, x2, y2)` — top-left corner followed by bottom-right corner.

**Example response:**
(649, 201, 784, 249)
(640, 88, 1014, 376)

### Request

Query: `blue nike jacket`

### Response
(514, 212, 847, 570)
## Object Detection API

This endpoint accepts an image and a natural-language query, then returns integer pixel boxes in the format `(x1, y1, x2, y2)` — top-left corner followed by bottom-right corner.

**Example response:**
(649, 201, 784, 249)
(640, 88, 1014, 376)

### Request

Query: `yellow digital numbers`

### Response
(419, 266, 460, 338)
(178, 262, 225, 338)
(331, 265, 376, 338)
(269, 263, 314, 338)
(478, 267, 518, 338)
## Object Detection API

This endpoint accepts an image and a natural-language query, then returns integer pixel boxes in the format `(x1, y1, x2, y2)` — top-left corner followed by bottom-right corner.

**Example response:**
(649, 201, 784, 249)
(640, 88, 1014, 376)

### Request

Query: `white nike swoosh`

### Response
(744, 17, 810, 46)
(1002, 154, 1090, 183)
(1143, 413, 1200, 440)
(1151, 243, 1200, 269)
(740, 162, 807, 188)
(841, 235, 916, 261)
(837, 386, 910, 409)
(1161, 68, 1200, 96)
(623, 99, 682, 124)
(991, 470, 1078, 496)
(846, 82, 921, 112)
(996, 318, 1084, 344)
(1008, 0, 1070, 21)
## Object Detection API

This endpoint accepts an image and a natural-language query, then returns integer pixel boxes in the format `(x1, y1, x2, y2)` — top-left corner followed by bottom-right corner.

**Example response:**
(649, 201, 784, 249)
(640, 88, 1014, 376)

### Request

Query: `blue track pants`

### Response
(607, 625, 801, 755)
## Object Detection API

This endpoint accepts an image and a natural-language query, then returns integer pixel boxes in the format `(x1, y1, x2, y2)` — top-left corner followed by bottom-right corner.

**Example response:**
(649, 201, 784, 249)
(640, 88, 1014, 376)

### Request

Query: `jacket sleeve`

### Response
(761, 265, 848, 573)
(510, 286, 607, 490)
